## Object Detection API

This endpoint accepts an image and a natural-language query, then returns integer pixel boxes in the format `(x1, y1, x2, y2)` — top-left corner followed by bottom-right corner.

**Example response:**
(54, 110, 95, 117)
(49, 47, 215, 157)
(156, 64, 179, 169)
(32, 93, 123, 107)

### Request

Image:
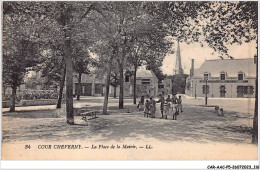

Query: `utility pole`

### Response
(195, 83, 197, 99)
(205, 78, 208, 105)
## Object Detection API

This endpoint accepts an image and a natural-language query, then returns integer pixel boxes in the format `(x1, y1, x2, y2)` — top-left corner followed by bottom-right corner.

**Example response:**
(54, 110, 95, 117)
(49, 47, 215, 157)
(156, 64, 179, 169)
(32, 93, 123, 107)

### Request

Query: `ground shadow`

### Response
(2, 105, 253, 144)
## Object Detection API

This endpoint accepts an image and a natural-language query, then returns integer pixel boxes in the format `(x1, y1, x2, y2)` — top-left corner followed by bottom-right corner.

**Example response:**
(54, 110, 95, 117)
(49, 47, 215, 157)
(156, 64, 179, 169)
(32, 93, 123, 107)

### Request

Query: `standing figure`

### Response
(177, 95, 183, 113)
(149, 97, 156, 118)
(144, 100, 150, 117)
(137, 96, 145, 111)
(156, 94, 165, 118)
(172, 94, 178, 120)
(165, 94, 172, 103)
(165, 95, 172, 119)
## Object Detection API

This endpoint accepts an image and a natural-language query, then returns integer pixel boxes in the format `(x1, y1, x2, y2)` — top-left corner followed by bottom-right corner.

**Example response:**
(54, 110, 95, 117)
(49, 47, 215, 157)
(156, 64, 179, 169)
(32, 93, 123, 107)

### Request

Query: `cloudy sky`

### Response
(162, 40, 257, 75)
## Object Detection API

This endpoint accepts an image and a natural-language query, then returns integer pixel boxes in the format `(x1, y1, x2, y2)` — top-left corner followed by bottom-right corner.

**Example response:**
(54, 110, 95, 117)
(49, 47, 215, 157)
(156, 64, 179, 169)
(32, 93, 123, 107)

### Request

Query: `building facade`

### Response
(73, 74, 105, 97)
(185, 58, 256, 98)
(109, 66, 158, 98)
(74, 66, 159, 98)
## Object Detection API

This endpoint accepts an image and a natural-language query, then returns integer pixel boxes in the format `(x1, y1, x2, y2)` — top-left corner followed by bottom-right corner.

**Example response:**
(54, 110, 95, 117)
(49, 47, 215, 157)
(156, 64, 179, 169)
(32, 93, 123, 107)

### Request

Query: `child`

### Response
(137, 96, 145, 111)
(144, 100, 150, 117)
(156, 94, 165, 118)
(172, 94, 178, 120)
(173, 109, 178, 120)
(165, 95, 172, 119)
(177, 95, 183, 113)
(150, 97, 156, 118)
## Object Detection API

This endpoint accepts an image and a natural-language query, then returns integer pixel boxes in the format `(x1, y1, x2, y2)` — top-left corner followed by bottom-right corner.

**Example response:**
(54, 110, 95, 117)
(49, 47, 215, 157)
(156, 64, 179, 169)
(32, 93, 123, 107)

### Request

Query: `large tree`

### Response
(40, 47, 66, 109)
(90, 41, 117, 115)
(126, 9, 171, 103)
(98, 2, 150, 109)
(88, 2, 149, 110)
(109, 62, 120, 99)
(128, 36, 170, 103)
(4, 1, 108, 124)
(3, 4, 42, 111)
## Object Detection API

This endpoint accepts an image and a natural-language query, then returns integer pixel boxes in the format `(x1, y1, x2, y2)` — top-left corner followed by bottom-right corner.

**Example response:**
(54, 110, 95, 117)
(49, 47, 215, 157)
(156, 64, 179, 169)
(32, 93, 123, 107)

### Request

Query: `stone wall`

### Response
(2, 99, 65, 108)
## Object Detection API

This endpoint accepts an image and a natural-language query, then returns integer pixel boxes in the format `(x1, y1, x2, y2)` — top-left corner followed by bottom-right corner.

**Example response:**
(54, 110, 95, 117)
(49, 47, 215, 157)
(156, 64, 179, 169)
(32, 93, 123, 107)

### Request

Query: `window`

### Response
(220, 73, 226, 80)
(158, 84, 164, 88)
(237, 86, 254, 97)
(243, 86, 248, 94)
(202, 85, 209, 94)
(142, 79, 150, 85)
(249, 86, 254, 95)
(238, 73, 243, 80)
(204, 73, 209, 80)
(220, 85, 226, 97)
(244, 86, 254, 95)
(125, 74, 130, 83)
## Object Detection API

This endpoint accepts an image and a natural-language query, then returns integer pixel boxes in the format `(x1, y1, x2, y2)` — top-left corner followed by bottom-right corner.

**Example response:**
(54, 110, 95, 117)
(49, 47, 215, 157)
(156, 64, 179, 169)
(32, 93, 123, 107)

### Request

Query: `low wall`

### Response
(19, 99, 59, 106)
(2, 99, 64, 108)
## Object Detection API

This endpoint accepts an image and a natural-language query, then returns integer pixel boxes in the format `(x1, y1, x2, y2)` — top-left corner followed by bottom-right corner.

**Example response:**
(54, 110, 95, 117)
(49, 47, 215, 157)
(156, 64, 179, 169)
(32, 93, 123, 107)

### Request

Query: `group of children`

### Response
(137, 94, 183, 120)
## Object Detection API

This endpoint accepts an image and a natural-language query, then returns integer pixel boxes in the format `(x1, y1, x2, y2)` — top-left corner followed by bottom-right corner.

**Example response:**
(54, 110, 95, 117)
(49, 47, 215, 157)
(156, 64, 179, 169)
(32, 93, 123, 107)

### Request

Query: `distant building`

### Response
(185, 58, 256, 98)
(73, 73, 105, 97)
(110, 66, 158, 97)
(74, 66, 159, 98)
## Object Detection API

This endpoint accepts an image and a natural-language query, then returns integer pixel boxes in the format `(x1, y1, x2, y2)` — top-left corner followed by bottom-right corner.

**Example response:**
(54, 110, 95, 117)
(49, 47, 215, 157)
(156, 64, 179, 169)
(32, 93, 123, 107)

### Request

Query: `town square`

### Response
(1, 1, 258, 162)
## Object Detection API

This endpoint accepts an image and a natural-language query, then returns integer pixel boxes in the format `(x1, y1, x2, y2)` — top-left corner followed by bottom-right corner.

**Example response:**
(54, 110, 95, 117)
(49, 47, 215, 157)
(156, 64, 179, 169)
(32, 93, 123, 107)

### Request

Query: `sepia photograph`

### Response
(1, 0, 258, 165)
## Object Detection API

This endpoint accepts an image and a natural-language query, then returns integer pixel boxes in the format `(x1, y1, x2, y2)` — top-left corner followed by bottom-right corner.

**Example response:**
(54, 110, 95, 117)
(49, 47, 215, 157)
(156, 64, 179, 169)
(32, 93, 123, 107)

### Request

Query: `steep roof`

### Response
(73, 73, 105, 84)
(136, 66, 158, 79)
(194, 58, 256, 77)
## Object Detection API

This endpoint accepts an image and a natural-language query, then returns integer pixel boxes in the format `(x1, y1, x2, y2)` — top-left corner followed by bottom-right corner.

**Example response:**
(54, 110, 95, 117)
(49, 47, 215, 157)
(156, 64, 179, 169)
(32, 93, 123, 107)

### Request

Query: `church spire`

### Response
(174, 40, 184, 75)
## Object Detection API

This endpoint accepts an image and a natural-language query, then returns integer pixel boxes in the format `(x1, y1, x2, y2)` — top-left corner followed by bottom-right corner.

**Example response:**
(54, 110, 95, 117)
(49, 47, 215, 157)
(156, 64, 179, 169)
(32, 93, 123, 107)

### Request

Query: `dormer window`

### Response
(204, 73, 209, 80)
(220, 73, 226, 80)
(238, 73, 244, 80)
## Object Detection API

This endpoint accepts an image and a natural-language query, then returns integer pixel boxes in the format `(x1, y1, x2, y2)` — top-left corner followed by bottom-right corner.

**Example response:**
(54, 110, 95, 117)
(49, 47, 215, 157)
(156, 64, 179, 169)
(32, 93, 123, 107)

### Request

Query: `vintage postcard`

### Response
(1, 1, 258, 164)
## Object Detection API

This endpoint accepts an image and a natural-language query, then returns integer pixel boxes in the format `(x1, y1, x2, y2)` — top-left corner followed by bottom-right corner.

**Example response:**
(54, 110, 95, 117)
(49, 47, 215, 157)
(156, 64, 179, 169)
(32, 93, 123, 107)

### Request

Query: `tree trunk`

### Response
(114, 86, 116, 98)
(77, 71, 82, 100)
(103, 57, 113, 115)
(118, 62, 124, 109)
(9, 85, 17, 112)
(252, 55, 258, 144)
(64, 35, 74, 125)
(133, 65, 137, 104)
(57, 66, 66, 109)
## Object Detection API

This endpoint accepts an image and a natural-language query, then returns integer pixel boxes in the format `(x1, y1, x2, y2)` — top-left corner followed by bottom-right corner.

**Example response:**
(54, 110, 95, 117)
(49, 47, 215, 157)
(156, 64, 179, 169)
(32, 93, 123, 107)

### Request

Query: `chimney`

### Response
(190, 59, 194, 77)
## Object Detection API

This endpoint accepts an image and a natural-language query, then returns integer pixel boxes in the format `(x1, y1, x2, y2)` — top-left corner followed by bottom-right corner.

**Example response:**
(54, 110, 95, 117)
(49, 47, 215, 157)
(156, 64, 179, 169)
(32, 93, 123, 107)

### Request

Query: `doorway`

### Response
(220, 85, 226, 98)
(237, 86, 244, 97)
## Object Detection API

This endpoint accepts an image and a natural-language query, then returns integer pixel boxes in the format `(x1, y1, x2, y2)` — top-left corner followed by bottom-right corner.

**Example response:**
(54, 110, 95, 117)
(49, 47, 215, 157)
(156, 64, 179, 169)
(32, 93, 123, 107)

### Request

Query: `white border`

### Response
(1, 160, 259, 170)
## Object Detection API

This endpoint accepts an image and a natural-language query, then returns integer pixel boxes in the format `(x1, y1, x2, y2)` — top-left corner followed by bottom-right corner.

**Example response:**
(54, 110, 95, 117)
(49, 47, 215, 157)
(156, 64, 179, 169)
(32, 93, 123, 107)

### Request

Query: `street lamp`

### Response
(195, 83, 197, 99)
